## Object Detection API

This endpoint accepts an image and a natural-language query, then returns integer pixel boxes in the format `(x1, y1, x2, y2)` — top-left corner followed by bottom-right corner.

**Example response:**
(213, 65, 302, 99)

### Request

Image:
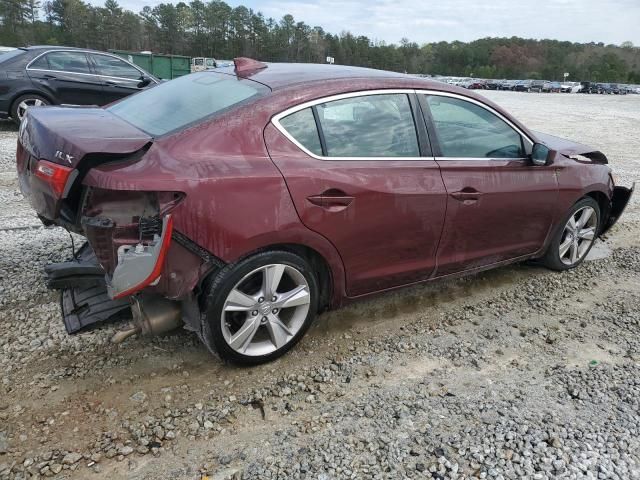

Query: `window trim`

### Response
(417, 90, 533, 161)
(271, 89, 426, 161)
(272, 89, 534, 161)
(26, 49, 158, 84)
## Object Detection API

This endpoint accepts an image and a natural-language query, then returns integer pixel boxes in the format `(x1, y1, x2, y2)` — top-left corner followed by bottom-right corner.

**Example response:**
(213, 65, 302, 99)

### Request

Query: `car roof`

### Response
(216, 62, 450, 92)
(23, 46, 121, 55)
(24, 45, 86, 51)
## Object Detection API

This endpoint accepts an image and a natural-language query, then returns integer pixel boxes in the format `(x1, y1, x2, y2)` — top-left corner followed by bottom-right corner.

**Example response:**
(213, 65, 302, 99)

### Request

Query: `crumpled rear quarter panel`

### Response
(81, 100, 347, 303)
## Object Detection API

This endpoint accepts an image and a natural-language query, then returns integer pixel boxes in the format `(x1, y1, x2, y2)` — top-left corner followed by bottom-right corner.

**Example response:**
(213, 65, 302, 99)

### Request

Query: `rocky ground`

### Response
(0, 91, 639, 480)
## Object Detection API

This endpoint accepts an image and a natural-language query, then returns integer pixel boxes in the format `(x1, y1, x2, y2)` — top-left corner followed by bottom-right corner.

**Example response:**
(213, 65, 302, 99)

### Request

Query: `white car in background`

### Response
(561, 82, 581, 93)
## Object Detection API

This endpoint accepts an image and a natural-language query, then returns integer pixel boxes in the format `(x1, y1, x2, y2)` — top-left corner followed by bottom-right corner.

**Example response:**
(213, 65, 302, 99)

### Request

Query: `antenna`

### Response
(234, 57, 268, 74)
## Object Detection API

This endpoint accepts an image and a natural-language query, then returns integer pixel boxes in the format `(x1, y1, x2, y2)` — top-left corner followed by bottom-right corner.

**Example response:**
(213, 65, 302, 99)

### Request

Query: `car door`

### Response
(89, 53, 151, 104)
(26, 50, 105, 105)
(418, 93, 559, 276)
(265, 91, 447, 297)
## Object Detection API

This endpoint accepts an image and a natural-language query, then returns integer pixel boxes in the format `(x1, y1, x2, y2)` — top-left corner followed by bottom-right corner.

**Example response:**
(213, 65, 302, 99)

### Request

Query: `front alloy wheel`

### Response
(559, 206, 597, 265)
(202, 251, 319, 364)
(541, 197, 600, 271)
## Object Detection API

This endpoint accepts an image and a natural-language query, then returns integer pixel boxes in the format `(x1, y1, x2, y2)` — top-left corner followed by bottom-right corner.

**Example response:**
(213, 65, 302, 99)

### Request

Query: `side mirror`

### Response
(530, 143, 554, 166)
(137, 75, 152, 88)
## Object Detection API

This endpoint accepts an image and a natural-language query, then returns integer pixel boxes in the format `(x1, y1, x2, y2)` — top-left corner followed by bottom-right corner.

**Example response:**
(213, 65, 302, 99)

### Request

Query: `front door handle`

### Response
(450, 189, 483, 200)
(450, 188, 483, 204)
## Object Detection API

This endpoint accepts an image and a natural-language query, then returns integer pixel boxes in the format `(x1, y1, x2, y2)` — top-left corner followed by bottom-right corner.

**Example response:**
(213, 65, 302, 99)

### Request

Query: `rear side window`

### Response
(30, 51, 91, 74)
(108, 72, 268, 136)
(425, 95, 523, 158)
(92, 54, 142, 79)
(317, 94, 419, 157)
(278, 93, 420, 158)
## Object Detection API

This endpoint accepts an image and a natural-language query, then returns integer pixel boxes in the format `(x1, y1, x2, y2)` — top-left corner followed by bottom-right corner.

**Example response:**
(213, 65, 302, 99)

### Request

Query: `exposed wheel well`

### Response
(584, 191, 610, 232)
(260, 244, 333, 313)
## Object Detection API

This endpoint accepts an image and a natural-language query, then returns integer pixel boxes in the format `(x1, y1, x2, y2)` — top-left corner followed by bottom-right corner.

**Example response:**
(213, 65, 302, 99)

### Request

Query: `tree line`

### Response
(1, 0, 639, 83)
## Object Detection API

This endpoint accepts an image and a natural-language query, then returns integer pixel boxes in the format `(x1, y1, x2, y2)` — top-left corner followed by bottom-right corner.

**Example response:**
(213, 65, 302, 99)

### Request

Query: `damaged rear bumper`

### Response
(79, 187, 218, 300)
(44, 243, 131, 334)
(601, 184, 634, 235)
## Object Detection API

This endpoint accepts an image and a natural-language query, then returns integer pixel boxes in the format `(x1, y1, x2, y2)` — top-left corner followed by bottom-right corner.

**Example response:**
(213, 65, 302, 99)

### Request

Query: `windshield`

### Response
(108, 71, 269, 136)
(0, 49, 25, 63)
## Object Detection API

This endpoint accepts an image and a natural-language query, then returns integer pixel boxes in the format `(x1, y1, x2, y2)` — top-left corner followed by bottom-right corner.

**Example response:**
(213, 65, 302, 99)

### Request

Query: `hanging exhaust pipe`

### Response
(112, 294, 183, 344)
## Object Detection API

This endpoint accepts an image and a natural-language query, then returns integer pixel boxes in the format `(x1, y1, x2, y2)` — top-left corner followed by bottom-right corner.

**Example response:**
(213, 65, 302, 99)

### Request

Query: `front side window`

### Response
(32, 51, 91, 74)
(108, 71, 268, 136)
(425, 95, 524, 158)
(92, 54, 142, 79)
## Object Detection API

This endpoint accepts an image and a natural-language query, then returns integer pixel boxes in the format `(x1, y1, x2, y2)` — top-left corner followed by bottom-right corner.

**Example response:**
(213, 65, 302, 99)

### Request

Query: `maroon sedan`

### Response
(17, 58, 632, 364)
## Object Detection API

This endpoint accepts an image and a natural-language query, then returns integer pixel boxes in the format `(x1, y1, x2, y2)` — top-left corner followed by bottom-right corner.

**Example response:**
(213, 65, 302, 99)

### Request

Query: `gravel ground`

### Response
(1, 92, 639, 480)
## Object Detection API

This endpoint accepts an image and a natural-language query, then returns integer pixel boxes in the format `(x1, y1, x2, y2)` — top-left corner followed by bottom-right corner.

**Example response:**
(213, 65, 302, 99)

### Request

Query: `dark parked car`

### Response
(580, 81, 600, 94)
(608, 83, 626, 95)
(597, 83, 612, 94)
(0, 46, 158, 123)
(530, 80, 549, 92)
(513, 80, 532, 92)
(16, 59, 633, 364)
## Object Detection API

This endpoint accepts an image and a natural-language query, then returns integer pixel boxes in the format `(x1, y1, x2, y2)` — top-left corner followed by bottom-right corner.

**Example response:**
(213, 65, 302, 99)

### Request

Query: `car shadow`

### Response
(0, 120, 17, 131)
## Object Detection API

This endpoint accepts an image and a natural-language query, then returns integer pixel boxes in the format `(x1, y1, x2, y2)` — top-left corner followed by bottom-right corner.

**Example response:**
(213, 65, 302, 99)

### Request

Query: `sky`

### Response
(99, 0, 640, 46)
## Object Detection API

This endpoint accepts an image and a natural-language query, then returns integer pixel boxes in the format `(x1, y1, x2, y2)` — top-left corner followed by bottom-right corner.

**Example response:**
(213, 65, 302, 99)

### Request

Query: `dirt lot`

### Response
(1, 91, 639, 480)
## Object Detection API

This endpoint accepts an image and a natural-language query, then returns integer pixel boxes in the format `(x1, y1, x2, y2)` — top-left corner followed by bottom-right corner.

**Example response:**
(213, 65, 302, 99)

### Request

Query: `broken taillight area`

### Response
(81, 187, 185, 299)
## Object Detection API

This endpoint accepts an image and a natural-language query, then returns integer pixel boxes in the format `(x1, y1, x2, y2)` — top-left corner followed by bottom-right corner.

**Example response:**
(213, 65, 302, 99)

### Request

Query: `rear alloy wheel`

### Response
(11, 94, 49, 124)
(202, 251, 319, 364)
(541, 197, 600, 271)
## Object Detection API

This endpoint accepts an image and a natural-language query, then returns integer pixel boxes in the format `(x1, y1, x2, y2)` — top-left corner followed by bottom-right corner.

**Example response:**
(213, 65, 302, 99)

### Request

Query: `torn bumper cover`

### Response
(601, 184, 634, 235)
(107, 214, 174, 299)
(44, 243, 131, 334)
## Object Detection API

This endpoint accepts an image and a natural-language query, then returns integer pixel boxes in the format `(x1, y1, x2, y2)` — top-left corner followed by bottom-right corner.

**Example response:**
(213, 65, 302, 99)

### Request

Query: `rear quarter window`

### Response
(278, 108, 323, 156)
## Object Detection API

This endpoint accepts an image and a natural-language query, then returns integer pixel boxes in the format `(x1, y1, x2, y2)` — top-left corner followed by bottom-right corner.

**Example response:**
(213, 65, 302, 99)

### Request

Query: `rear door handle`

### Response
(307, 190, 354, 210)
(307, 195, 325, 207)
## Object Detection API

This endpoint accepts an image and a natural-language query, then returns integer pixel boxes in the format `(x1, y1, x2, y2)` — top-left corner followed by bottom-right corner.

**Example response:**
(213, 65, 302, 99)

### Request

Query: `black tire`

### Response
(540, 197, 600, 271)
(201, 250, 319, 365)
(10, 94, 50, 124)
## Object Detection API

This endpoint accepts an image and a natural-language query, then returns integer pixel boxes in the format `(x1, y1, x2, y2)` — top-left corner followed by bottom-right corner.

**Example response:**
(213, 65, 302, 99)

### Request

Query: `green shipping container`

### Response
(110, 50, 191, 80)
